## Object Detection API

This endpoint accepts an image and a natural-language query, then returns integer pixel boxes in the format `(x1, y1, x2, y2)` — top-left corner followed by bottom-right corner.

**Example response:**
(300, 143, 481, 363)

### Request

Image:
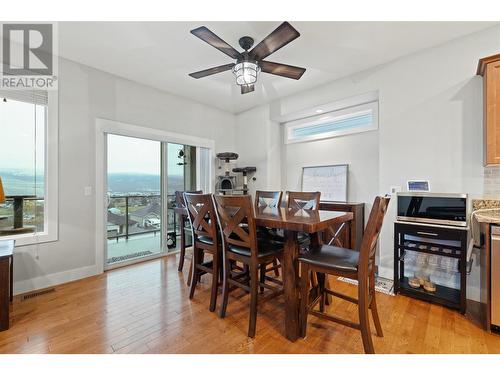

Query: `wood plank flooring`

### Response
(1, 252, 500, 354)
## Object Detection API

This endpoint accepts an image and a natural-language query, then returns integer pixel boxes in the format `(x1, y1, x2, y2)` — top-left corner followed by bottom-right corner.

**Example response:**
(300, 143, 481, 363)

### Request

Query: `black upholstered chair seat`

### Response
(197, 235, 216, 246)
(199, 232, 280, 249)
(228, 239, 283, 258)
(257, 227, 309, 245)
(299, 245, 359, 273)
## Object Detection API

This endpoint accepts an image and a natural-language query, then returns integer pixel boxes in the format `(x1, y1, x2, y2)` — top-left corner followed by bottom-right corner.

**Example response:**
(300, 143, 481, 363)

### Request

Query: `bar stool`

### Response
(255, 190, 283, 277)
(175, 190, 202, 274)
(299, 196, 390, 354)
(213, 194, 284, 338)
(184, 192, 220, 312)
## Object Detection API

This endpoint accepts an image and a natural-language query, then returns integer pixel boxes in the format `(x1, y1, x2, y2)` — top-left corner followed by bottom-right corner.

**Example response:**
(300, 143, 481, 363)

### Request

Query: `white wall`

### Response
(284, 128, 379, 213)
(13, 57, 236, 294)
(233, 106, 282, 196)
(235, 25, 500, 301)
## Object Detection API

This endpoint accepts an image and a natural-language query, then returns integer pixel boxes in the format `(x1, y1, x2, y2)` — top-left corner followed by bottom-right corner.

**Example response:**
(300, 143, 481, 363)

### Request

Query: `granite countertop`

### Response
(473, 210, 500, 224)
(472, 199, 500, 210)
(472, 199, 500, 224)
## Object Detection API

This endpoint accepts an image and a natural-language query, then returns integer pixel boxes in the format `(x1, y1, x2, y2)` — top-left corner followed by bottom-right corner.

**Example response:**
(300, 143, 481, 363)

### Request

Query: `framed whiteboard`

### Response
(301, 164, 348, 202)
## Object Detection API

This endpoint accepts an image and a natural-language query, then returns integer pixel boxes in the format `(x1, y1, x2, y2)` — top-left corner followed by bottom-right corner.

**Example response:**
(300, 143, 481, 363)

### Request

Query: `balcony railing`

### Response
(107, 194, 178, 241)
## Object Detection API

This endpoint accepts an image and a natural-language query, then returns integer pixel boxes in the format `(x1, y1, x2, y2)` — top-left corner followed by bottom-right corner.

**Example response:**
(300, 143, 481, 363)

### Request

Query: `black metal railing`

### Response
(107, 194, 177, 241)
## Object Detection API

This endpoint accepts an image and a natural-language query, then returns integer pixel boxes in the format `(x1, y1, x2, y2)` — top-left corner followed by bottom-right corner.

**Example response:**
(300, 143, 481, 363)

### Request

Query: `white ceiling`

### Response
(59, 22, 497, 114)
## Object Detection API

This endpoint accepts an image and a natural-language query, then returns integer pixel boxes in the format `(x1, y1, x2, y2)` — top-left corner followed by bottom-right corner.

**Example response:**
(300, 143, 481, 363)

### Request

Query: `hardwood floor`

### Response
(1, 252, 500, 354)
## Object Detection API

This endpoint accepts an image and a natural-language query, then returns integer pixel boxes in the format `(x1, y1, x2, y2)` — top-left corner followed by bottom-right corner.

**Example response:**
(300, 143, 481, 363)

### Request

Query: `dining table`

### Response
(254, 206, 354, 342)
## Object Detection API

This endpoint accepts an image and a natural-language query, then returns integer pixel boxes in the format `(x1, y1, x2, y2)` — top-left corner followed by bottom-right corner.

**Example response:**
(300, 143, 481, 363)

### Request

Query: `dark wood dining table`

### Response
(254, 206, 354, 342)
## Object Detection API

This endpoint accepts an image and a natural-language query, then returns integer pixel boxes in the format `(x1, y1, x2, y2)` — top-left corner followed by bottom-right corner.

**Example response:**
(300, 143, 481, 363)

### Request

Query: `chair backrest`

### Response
(357, 196, 391, 275)
(286, 191, 321, 210)
(175, 190, 202, 208)
(213, 195, 258, 260)
(184, 193, 218, 247)
(255, 190, 282, 209)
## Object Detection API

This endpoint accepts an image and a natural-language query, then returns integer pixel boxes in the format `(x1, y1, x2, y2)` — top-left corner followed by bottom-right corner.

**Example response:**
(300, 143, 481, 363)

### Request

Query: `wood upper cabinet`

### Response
(478, 54, 500, 165)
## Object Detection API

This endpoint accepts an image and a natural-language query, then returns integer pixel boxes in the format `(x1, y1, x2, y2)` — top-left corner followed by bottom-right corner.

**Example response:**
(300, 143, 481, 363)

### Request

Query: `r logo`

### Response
(2, 23, 53, 76)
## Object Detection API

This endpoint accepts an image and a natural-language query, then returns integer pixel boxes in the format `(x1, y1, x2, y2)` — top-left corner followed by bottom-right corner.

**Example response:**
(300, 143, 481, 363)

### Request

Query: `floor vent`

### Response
(22, 288, 56, 300)
(107, 250, 154, 264)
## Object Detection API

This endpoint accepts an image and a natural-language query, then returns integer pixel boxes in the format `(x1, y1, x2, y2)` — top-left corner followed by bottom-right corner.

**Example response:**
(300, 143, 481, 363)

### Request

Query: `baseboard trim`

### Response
(13, 264, 100, 296)
(377, 265, 394, 280)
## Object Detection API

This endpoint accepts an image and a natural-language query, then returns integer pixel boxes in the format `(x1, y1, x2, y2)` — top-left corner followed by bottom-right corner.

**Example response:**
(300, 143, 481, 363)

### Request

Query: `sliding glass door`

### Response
(106, 134, 163, 266)
(105, 134, 210, 268)
(166, 143, 197, 252)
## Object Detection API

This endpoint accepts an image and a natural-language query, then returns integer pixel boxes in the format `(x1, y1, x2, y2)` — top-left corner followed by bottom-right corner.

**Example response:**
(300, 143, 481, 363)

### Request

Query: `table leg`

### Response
(283, 230, 299, 341)
(178, 214, 186, 272)
(10, 255, 13, 302)
(310, 232, 332, 304)
(0, 258, 9, 331)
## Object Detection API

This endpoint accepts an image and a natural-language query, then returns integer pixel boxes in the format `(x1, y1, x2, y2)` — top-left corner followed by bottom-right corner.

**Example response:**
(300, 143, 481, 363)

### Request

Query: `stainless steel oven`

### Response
(397, 192, 468, 227)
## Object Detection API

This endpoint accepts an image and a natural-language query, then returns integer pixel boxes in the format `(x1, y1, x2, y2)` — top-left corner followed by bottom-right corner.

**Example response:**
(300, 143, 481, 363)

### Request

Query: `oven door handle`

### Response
(416, 231, 439, 237)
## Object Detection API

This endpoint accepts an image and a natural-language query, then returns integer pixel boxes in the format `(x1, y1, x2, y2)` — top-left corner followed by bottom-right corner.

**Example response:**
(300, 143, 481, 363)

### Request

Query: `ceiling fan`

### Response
(188, 22, 306, 94)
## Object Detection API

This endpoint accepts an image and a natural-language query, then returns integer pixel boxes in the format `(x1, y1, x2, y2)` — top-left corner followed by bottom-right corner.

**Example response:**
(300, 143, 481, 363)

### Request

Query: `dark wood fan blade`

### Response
(249, 22, 300, 61)
(260, 61, 306, 80)
(241, 84, 255, 94)
(191, 26, 241, 59)
(189, 63, 235, 79)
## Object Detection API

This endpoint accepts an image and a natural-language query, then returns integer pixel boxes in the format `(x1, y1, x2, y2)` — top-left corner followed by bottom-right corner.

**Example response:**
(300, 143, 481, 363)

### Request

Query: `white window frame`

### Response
(284, 100, 379, 145)
(0, 91, 59, 246)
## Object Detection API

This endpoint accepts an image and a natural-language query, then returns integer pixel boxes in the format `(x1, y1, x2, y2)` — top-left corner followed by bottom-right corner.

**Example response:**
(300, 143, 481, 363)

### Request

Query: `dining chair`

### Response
(254, 190, 283, 277)
(175, 190, 202, 274)
(213, 194, 284, 338)
(184, 192, 220, 312)
(286, 191, 321, 249)
(286, 191, 321, 210)
(254, 190, 282, 210)
(298, 196, 390, 354)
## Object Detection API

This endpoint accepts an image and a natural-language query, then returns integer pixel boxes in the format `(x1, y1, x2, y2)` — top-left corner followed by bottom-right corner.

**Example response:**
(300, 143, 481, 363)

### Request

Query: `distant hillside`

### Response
(107, 173, 184, 194)
(0, 170, 185, 196)
(0, 170, 44, 196)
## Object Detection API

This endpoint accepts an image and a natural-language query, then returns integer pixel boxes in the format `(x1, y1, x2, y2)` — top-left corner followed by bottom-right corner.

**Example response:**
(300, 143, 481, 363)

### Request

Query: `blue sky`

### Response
(0, 98, 184, 177)
(107, 134, 184, 176)
(0, 98, 45, 173)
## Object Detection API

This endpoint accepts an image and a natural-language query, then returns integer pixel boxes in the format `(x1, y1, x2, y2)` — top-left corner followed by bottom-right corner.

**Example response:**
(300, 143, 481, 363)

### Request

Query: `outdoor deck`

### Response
(107, 232, 180, 264)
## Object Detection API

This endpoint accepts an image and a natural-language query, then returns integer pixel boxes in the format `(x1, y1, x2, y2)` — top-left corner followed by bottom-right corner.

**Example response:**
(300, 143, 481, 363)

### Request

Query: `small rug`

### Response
(107, 250, 154, 264)
(337, 276, 394, 296)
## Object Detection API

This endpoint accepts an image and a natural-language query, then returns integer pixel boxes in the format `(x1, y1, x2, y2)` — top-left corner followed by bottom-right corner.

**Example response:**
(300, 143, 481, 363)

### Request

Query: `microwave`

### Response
(397, 192, 468, 227)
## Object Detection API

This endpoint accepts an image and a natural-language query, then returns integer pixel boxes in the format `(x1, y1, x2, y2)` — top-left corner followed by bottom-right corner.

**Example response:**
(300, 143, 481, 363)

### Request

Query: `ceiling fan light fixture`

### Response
(189, 23, 305, 95)
(232, 61, 260, 86)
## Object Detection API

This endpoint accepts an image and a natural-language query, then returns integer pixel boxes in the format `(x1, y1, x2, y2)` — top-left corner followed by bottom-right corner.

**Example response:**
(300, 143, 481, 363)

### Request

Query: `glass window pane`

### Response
(292, 112, 372, 138)
(286, 101, 378, 143)
(106, 134, 162, 265)
(0, 97, 46, 236)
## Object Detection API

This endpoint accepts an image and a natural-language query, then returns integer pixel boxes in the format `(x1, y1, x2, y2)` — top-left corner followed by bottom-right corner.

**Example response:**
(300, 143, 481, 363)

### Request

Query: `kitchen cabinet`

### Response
(478, 54, 500, 165)
(473, 219, 500, 332)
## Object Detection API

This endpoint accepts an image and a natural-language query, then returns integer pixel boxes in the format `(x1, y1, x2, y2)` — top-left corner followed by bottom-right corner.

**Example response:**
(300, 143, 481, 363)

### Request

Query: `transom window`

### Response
(284, 100, 379, 144)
